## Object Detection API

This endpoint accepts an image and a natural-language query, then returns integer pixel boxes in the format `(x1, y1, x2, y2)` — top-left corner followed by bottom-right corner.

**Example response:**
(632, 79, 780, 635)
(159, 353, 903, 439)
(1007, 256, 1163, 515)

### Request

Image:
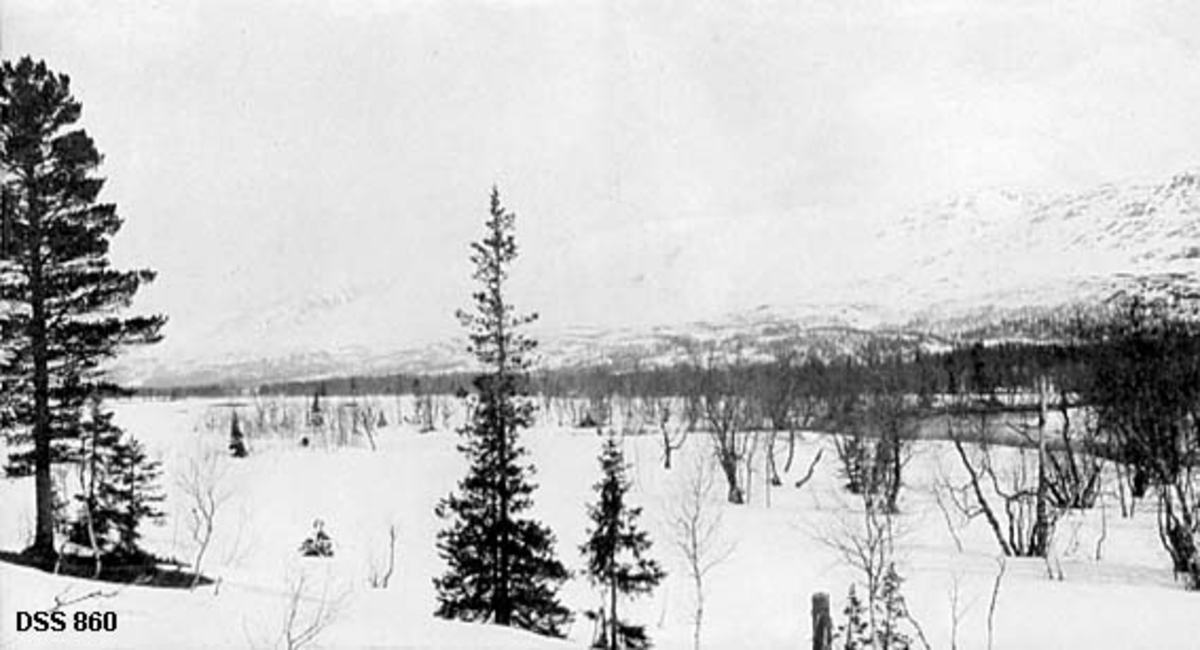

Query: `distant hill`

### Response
(119, 169, 1200, 388)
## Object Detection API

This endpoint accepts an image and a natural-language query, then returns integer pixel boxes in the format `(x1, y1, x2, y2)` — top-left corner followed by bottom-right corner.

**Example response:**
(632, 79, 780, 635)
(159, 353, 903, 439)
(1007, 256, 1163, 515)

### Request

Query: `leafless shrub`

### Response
(667, 456, 735, 650)
(694, 350, 755, 505)
(367, 524, 398, 589)
(220, 499, 255, 568)
(248, 571, 347, 650)
(945, 406, 1059, 558)
(177, 446, 232, 588)
(1006, 380, 1105, 511)
(817, 498, 900, 639)
(1112, 460, 1137, 518)
(585, 391, 612, 429)
(351, 403, 378, 451)
(412, 393, 435, 432)
(947, 574, 967, 650)
(987, 557, 1006, 650)
(815, 479, 928, 650)
(648, 397, 688, 470)
(1076, 295, 1200, 586)
(436, 395, 457, 430)
(1095, 491, 1109, 561)
(831, 391, 916, 515)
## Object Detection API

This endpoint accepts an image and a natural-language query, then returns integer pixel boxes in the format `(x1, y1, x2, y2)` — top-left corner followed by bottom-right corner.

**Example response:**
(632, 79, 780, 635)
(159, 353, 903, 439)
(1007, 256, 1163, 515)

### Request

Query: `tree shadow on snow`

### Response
(0, 548, 214, 589)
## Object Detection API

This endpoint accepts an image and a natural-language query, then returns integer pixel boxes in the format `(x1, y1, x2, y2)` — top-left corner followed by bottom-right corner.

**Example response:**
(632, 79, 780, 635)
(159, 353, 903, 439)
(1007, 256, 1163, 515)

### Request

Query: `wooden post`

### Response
(812, 592, 832, 650)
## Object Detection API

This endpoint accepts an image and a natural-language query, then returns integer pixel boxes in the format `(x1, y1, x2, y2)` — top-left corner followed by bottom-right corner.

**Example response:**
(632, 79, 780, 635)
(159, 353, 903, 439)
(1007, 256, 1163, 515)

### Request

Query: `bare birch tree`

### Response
(668, 456, 734, 650)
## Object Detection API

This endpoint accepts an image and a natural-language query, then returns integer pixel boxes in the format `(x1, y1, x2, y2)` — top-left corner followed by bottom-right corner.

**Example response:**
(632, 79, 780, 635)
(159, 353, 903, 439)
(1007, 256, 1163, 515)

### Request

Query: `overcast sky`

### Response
(6, 0, 1200, 357)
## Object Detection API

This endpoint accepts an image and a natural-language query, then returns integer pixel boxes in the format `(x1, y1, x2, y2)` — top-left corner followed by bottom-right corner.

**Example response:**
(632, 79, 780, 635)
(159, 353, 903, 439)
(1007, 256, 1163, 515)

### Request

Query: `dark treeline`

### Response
(530, 340, 1087, 404)
(137, 372, 477, 400)
(139, 337, 1093, 410)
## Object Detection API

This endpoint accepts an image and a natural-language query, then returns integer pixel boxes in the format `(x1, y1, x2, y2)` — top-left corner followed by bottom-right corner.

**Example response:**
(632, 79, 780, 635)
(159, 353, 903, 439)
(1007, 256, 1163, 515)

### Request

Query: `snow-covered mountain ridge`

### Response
(120, 169, 1200, 387)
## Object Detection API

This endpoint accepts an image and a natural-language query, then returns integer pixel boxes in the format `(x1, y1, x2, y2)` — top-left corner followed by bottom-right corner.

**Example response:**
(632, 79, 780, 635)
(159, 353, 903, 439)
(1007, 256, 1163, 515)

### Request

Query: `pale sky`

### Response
(5, 0, 1200, 360)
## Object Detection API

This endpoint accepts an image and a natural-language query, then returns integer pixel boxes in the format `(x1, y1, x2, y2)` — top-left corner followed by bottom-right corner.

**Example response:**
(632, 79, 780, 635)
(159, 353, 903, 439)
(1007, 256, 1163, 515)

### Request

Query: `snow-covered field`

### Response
(1, 396, 1196, 649)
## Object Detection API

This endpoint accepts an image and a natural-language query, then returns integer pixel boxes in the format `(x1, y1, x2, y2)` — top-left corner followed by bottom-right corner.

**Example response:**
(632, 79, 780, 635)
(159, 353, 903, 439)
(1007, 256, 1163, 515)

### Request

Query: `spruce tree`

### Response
(874, 565, 913, 650)
(70, 398, 123, 555)
(229, 410, 247, 457)
(433, 187, 571, 637)
(74, 399, 163, 562)
(836, 565, 917, 650)
(65, 397, 163, 569)
(837, 585, 870, 650)
(581, 432, 665, 650)
(0, 57, 164, 563)
(309, 388, 323, 427)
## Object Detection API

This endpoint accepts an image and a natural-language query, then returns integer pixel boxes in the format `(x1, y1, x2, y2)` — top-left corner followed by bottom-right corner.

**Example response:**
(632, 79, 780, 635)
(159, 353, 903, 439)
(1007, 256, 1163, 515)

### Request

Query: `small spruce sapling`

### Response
(837, 585, 871, 650)
(229, 411, 247, 458)
(581, 432, 665, 649)
(299, 519, 334, 557)
(875, 564, 914, 650)
(836, 564, 918, 650)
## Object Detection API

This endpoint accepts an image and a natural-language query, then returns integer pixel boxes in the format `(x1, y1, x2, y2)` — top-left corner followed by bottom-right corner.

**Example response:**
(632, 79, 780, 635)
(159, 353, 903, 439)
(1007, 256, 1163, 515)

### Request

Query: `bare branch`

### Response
(367, 524, 398, 589)
(987, 557, 1007, 650)
(50, 586, 121, 612)
(177, 445, 232, 588)
(667, 456, 734, 650)
(793, 447, 824, 490)
(276, 571, 347, 650)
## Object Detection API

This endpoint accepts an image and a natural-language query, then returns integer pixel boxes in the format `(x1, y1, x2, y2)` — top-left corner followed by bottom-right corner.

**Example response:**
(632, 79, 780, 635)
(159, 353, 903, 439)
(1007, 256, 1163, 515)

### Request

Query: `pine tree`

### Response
(581, 433, 665, 650)
(0, 57, 164, 563)
(433, 187, 571, 637)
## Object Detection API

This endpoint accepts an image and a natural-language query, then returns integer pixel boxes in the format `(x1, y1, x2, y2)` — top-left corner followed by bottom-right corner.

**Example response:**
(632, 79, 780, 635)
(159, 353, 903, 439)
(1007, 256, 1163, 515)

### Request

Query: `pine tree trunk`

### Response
(494, 251, 512, 627)
(609, 573, 618, 650)
(29, 188, 55, 563)
(496, 415, 511, 626)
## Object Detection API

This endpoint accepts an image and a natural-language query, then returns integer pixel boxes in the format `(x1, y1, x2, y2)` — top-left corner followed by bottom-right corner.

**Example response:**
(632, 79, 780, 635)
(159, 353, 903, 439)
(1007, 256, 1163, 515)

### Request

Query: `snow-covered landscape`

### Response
(1, 396, 1198, 649)
(7, 1, 1200, 649)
